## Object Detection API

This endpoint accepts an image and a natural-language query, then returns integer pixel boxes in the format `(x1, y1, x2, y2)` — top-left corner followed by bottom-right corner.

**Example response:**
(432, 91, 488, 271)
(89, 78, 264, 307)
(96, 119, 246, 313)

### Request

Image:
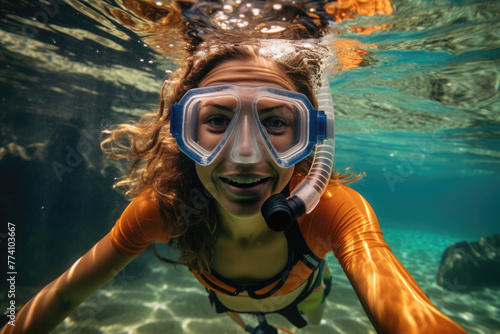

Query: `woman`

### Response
(1, 35, 466, 334)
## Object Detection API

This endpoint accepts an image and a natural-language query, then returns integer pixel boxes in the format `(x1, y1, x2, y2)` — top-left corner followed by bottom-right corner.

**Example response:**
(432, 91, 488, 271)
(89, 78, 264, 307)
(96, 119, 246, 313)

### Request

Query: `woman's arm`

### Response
(306, 184, 466, 333)
(332, 186, 466, 333)
(1, 233, 138, 334)
(343, 245, 466, 333)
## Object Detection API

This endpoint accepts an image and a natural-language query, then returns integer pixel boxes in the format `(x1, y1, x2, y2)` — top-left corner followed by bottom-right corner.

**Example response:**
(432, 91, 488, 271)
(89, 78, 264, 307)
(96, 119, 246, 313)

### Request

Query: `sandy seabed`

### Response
(44, 228, 499, 334)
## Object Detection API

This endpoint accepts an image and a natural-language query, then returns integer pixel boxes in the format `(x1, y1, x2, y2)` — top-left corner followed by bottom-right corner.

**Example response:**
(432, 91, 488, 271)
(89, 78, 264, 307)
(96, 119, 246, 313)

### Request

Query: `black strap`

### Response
(207, 262, 322, 329)
(284, 220, 323, 271)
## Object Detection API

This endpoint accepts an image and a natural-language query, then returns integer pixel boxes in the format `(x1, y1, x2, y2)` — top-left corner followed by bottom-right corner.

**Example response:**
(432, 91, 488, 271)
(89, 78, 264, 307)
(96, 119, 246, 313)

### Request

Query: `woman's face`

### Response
(194, 58, 296, 219)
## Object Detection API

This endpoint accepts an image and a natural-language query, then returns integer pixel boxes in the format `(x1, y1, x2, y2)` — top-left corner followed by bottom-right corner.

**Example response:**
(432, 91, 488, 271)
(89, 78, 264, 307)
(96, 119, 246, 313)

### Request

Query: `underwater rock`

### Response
(436, 234, 500, 292)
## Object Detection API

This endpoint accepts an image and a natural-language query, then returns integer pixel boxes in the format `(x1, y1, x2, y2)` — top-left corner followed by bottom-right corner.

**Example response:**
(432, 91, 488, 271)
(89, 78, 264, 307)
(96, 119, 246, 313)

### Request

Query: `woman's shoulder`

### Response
(316, 183, 373, 212)
(297, 183, 380, 256)
(110, 188, 172, 254)
(128, 187, 160, 214)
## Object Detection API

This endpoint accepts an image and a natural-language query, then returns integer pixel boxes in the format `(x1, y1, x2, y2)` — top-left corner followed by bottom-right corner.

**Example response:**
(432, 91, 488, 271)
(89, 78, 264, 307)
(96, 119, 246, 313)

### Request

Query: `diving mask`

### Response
(170, 85, 327, 168)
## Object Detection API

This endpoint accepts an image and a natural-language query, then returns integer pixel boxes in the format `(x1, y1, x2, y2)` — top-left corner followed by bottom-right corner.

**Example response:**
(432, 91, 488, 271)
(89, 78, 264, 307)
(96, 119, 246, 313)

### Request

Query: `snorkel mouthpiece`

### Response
(261, 194, 306, 232)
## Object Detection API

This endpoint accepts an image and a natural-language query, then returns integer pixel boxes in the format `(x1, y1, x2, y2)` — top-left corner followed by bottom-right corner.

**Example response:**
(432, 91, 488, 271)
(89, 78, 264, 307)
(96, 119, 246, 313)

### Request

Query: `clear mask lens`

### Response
(171, 85, 323, 167)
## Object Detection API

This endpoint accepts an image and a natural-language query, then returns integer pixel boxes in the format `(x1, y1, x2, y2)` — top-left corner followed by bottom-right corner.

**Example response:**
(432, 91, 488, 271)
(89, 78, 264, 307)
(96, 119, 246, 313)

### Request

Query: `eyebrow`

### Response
(200, 102, 235, 113)
(259, 104, 291, 114)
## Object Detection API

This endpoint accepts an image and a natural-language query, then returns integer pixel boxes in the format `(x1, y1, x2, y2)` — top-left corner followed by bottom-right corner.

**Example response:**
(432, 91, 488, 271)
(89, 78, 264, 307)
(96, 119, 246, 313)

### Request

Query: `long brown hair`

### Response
(102, 40, 362, 272)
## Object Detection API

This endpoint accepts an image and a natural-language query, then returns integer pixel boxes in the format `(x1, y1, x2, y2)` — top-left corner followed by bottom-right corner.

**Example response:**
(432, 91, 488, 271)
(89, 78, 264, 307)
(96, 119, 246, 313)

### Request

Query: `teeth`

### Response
(227, 177, 262, 184)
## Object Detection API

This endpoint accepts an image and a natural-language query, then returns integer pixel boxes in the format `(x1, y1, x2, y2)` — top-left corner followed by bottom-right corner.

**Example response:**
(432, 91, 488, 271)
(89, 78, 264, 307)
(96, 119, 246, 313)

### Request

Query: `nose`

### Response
(229, 115, 261, 164)
(238, 116, 254, 157)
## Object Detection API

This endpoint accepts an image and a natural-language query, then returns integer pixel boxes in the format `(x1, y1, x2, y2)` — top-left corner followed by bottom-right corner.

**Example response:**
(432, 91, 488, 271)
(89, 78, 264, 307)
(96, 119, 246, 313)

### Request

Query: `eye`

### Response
(198, 96, 237, 134)
(205, 115, 231, 133)
(262, 116, 287, 135)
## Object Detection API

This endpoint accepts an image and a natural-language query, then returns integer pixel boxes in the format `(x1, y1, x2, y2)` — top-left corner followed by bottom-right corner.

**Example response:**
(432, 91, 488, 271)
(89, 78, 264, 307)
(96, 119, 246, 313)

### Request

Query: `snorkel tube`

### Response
(262, 75, 335, 231)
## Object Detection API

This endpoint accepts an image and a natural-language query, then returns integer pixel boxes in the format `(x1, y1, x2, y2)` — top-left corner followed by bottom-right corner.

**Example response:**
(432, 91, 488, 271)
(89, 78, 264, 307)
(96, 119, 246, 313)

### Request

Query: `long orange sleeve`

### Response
(298, 184, 466, 333)
(110, 188, 171, 253)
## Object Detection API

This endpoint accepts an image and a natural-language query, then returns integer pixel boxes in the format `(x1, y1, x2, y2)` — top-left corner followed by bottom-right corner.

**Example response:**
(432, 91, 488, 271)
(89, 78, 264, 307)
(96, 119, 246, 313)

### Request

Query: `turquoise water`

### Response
(1, 0, 499, 333)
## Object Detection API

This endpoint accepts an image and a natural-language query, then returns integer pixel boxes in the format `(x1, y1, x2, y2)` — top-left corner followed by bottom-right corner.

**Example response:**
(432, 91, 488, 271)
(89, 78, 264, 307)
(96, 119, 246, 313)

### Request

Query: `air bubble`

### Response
(237, 20, 248, 28)
(261, 25, 286, 33)
(252, 8, 261, 16)
(214, 11, 229, 22)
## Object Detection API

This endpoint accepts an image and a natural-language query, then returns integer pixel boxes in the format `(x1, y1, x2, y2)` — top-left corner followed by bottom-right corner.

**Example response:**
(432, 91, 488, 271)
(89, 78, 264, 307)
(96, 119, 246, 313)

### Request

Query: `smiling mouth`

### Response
(220, 177, 270, 188)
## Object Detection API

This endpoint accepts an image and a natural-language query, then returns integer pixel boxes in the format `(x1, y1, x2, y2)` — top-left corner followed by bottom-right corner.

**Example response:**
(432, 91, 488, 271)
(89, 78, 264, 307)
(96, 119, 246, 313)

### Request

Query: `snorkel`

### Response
(261, 74, 335, 231)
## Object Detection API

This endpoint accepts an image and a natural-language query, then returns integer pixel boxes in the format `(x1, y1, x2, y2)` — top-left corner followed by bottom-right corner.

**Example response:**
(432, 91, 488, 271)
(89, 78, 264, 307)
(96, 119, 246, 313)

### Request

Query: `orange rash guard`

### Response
(110, 184, 466, 333)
